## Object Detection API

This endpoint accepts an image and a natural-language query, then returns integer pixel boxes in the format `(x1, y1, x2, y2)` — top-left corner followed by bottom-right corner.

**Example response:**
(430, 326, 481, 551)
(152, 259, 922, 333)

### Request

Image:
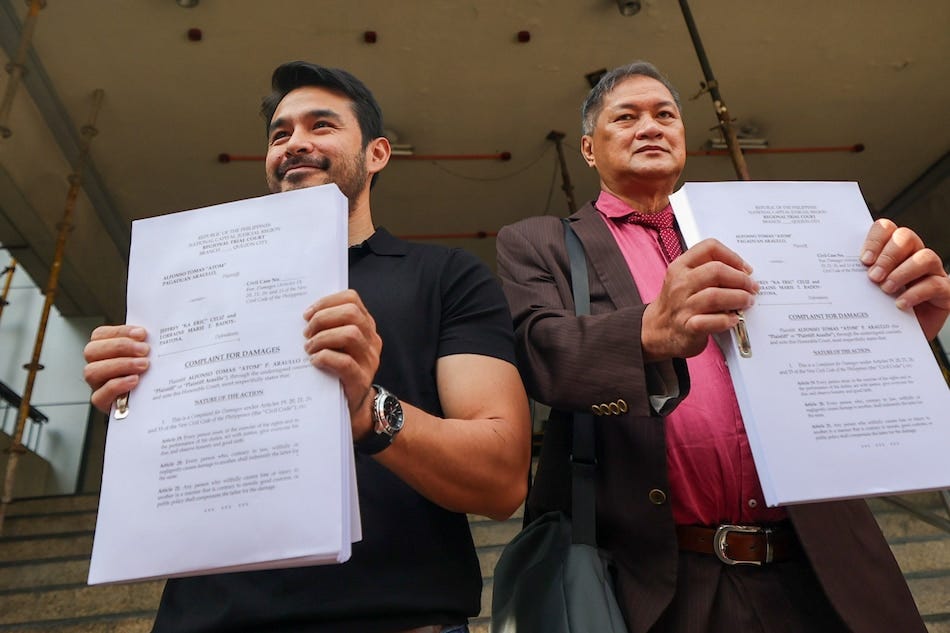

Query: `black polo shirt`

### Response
(151, 228, 517, 633)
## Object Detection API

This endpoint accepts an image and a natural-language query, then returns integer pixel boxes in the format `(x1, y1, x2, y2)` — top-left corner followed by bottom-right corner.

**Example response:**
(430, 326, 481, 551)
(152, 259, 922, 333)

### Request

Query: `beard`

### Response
(272, 150, 368, 209)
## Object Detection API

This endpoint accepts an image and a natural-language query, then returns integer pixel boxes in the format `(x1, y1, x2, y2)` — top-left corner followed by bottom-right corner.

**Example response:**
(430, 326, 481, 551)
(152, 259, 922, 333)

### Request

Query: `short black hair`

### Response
(261, 61, 385, 187)
(581, 61, 681, 136)
(261, 61, 384, 148)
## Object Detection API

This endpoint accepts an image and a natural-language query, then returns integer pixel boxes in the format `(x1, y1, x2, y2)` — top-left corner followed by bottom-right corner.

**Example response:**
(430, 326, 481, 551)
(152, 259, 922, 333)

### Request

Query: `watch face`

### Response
(381, 395, 404, 433)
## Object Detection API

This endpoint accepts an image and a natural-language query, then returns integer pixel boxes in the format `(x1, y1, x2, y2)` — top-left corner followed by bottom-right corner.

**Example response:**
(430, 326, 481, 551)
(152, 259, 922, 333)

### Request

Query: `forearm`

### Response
(373, 401, 530, 520)
(515, 306, 655, 414)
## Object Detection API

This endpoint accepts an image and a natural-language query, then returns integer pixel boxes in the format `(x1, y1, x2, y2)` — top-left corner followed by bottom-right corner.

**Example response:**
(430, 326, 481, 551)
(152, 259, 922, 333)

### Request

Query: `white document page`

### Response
(89, 184, 360, 584)
(671, 181, 950, 506)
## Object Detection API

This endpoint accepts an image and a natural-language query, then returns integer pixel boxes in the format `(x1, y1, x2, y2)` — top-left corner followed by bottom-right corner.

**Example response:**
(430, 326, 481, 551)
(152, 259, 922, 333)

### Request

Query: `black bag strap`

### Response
(562, 219, 598, 546)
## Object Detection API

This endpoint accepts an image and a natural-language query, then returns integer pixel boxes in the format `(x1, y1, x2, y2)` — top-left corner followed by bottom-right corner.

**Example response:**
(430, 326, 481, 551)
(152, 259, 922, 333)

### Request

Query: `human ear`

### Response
(366, 136, 391, 175)
(580, 135, 596, 168)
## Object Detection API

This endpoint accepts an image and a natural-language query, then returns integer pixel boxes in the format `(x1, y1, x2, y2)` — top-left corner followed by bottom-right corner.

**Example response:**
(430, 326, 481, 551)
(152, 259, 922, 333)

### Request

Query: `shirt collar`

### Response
(595, 190, 638, 219)
(595, 190, 673, 219)
(349, 227, 409, 256)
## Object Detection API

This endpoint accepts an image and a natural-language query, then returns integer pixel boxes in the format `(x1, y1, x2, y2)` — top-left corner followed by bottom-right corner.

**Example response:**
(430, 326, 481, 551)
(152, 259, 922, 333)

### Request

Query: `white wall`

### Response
(0, 255, 102, 495)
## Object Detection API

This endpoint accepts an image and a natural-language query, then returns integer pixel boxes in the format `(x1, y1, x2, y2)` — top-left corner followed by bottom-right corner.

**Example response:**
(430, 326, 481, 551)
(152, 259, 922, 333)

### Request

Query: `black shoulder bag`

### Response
(490, 220, 628, 633)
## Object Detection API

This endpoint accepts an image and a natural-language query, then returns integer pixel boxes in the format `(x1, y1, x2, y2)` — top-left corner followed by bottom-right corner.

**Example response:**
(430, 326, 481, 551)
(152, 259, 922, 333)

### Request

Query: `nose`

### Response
(285, 127, 314, 155)
(635, 115, 664, 139)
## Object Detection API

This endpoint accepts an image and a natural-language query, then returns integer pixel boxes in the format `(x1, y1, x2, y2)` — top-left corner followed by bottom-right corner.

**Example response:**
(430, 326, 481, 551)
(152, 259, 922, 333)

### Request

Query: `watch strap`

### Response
(355, 385, 400, 455)
(354, 426, 393, 455)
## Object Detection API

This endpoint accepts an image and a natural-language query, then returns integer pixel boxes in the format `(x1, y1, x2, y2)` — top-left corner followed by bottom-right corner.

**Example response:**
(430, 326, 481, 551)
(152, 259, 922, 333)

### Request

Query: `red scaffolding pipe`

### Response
(221, 145, 862, 163)
(688, 144, 864, 157)
(218, 152, 512, 163)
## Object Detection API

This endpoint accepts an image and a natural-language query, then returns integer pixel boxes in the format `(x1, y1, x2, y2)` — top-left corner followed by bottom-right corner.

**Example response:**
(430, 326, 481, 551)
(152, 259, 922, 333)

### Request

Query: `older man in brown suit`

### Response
(496, 60, 950, 633)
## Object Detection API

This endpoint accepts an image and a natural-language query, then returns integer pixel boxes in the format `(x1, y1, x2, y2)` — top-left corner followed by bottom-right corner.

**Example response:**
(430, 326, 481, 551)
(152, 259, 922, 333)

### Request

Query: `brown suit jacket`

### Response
(495, 202, 925, 633)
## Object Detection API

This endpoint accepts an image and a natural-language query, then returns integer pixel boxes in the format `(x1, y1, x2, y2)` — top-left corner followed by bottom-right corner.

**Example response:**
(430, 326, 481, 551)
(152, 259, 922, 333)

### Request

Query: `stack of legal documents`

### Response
(89, 185, 360, 584)
(671, 181, 950, 507)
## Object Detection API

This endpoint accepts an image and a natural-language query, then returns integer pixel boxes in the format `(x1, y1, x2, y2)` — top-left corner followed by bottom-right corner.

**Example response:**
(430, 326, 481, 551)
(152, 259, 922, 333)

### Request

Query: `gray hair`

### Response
(581, 61, 682, 136)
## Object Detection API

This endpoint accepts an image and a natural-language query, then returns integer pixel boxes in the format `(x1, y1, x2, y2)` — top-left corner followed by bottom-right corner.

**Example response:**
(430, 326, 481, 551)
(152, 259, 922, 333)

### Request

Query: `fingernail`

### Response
(129, 326, 147, 338)
(895, 298, 908, 311)
(868, 266, 885, 282)
(860, 250, 875, 265)
(881, 279, 896, 293)
(133, 342, 150, 355)
(133, 357, 149, 370)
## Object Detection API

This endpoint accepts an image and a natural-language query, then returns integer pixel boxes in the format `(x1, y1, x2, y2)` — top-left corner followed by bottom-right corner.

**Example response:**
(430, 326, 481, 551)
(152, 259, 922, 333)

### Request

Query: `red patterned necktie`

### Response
(625, 207, 683, 262)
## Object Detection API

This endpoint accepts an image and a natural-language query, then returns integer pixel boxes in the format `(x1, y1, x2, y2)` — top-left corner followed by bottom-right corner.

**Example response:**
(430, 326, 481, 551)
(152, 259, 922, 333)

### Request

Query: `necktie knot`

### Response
(626, 209, 675, 231)
(624, 207, 682, 261)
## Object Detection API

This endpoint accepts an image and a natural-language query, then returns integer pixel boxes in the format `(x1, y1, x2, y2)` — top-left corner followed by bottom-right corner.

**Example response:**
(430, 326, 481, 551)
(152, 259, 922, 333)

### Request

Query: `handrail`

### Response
(0, 380, 47, 424)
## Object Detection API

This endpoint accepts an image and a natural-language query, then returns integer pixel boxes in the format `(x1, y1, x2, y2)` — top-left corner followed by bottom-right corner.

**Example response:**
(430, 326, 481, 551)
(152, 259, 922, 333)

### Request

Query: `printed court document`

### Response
(671, 181, 950, 506)
(89, 184, 361, 584)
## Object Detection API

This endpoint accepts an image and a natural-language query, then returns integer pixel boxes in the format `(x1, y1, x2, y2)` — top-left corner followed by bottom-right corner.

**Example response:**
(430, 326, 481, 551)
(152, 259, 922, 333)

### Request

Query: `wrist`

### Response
(354, 384, 404, 455)
(351, 386, 377, 442)
(640, 303, 668, 363)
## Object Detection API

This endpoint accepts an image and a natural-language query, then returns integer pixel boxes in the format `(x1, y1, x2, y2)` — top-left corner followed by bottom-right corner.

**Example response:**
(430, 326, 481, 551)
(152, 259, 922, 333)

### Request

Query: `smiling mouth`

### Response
(278, 157, 330, 179)
(284, 165, 320, 176)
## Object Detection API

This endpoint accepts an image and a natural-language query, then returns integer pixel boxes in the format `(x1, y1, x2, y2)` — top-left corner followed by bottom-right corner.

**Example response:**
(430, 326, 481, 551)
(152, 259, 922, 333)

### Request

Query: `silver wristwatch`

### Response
(355, 384, 404, 455)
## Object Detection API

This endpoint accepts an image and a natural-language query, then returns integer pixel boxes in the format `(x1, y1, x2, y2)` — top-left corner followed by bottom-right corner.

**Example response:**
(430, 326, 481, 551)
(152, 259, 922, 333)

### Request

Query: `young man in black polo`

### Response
(84, 61, 531, 633)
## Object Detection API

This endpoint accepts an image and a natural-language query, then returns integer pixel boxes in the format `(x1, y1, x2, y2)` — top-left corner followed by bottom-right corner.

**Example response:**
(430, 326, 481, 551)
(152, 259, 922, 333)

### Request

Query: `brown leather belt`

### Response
(676, 523, 801, 565)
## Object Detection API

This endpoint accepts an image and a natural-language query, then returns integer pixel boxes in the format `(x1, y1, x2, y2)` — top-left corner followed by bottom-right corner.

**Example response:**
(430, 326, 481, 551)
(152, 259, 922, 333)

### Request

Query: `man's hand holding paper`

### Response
(84, 325, 150, 414)
(303, 288, 382, 439)
(860, 218, 950, 340)
(642, 238, 758, 362)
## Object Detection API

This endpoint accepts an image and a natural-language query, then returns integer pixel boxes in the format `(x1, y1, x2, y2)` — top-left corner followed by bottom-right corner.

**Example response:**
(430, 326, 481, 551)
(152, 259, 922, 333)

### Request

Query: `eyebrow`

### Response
(268, 108, 344, 136)
(611, 99, 678, 112)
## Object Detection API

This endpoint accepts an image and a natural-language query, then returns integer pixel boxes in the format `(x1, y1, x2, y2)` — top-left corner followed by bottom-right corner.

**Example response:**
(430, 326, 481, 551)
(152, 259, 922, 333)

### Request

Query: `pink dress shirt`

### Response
(596, 190, 786, 525)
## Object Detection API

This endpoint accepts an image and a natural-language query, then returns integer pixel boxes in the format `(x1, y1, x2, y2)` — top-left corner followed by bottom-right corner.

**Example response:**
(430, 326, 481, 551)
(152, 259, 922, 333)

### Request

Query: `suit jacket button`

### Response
(590, 404, 601, 415)
(617, 399, 628, 413)
(648, 489, 667, 505)
(608, 402, 620, 415)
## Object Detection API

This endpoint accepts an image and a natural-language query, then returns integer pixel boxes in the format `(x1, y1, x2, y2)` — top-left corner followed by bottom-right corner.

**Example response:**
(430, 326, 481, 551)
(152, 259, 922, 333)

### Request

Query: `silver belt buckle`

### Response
(713, 524, 770, 566)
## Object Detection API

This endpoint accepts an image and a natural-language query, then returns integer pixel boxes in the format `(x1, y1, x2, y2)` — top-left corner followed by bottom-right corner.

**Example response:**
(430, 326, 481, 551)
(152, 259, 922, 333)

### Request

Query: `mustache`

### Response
(277, 155, 330, 179)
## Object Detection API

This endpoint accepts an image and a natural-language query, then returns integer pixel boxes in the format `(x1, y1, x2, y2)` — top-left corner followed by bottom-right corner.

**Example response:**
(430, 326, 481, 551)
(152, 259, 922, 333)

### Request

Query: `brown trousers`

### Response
(650, 551, 848, 633)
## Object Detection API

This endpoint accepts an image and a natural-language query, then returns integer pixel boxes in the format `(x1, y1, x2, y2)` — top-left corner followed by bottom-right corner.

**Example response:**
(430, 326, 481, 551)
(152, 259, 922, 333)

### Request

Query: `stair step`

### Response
(3, 495, 99, 517)
(0, 532, 94, 563)
(476, 545, 505, 580)
(0, 582, 163, 626)
(924, 617, 950, 633)
(469, 518, 521, 548)
(909, 575, 950, 623)
(2, 511, 98, 537)
(890, 537, 950, 576)
(0, 612, 154, 632)
(0, 557, 89, 590)
(480, 578, 494, 621)
(867, 492, 946, 513)
(469, 618, 489, 633)
(876, 510, 950, 540)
